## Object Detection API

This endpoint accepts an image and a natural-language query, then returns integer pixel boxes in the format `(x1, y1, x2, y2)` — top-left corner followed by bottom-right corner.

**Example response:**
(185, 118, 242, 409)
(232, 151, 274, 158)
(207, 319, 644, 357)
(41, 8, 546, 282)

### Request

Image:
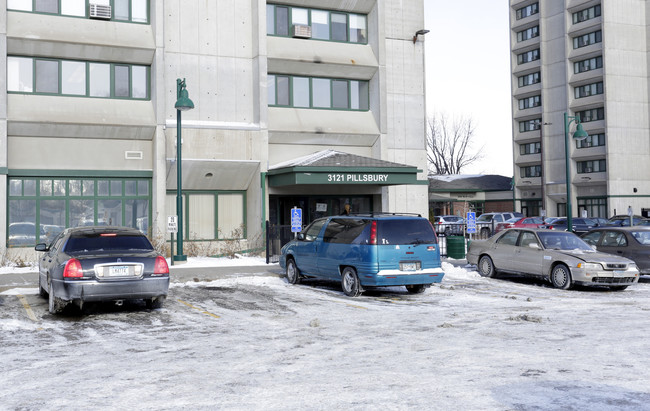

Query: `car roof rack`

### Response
(343, 212, 423, 218)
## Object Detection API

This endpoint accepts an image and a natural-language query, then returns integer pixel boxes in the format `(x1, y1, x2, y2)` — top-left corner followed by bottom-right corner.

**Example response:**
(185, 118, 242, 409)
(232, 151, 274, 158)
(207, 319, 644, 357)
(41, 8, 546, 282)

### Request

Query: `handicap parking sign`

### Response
(466, 211, 476, 234)
(291, 207, 303, 232)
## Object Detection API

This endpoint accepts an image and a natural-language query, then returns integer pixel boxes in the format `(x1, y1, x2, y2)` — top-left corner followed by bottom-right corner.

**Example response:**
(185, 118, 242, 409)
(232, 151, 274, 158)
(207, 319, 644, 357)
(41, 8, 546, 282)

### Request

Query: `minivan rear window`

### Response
(377, 219, 436, 245)
(323, 218, 372, 244)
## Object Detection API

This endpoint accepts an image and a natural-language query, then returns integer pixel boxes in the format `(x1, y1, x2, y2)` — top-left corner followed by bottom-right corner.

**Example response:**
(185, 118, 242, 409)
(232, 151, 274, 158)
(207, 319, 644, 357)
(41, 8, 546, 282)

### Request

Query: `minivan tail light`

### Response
(63, 258, 83, 278)
(154, 256, 169, 275)
(369, 221, 377, 245)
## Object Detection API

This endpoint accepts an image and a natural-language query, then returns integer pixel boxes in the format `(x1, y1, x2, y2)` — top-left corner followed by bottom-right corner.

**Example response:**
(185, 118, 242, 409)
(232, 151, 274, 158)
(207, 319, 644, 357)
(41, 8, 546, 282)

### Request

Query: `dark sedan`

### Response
(541, 217, 599, 234)
(582, 227, 650, 275)
(35, 226, 169, 314)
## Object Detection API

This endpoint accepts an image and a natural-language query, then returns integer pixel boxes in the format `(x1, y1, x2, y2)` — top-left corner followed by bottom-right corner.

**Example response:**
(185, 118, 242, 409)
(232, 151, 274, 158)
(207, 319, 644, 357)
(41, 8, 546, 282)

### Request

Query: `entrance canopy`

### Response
(166, 158, 259, 190)
(268, 150, 421, 187)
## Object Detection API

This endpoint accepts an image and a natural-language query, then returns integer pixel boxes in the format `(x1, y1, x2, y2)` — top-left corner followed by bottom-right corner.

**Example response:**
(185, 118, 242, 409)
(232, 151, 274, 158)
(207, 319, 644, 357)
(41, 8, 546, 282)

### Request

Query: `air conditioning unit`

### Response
(89, 3, 111, 19)
(292, 24, 312, 39)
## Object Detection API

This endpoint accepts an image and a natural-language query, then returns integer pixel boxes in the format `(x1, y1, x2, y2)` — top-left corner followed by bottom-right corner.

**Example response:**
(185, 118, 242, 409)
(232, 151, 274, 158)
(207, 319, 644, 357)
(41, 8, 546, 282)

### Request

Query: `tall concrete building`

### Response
(1, 0, 429, 255)
(510, 0, 650, 219)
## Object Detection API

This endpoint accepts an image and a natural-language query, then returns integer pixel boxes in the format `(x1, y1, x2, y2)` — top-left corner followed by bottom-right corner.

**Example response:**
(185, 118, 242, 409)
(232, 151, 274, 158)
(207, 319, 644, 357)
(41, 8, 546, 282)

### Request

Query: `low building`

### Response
(429, 175, 515, 218)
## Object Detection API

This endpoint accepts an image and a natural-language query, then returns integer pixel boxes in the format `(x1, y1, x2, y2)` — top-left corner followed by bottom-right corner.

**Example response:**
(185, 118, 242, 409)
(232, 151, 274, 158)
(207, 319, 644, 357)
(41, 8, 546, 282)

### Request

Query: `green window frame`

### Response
(7, 56, 150, 100)
(519, 118, 541, 132)
(573, 5, 601, 24)
(7, 0, 150, 24)
(577, 159, 606, 174)
(518, 95, 541, 110)
(575, 107, 604, 123)
(576, 133, 605, 149)
(521, 165, 541, 178)
(517, 49, 540, 65)
(577, 197, 607, 219)
(268, 74, 369, 111)
(165, 191, 247, 242)
(266, 4, 367, 44)
(574, 56, 603, 74)
(575, 81, 604, 99)
(516, 3, 538, 20)
(573, 30, 602, 49)
(516, 26, 539, 42)
(520, 142, 541, 155)
(518, 72, 540, 87)
(7, 177, 151, 247)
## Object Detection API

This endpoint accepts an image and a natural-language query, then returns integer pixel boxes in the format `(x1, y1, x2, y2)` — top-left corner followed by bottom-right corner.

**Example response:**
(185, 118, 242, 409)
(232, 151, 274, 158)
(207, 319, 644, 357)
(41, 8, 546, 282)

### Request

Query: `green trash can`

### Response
(446, 236, 466, 259)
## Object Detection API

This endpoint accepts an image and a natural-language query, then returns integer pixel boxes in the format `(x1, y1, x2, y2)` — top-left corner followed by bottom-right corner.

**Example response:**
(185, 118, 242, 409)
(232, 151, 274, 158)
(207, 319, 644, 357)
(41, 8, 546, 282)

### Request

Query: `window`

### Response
(577, 197, 606, 221)
(517, 26, 539, 42)
(521, 165, 542, 178)
(573, 30, 602, 49)
(7, 177, 151, 247)
(575, 82, 604, 99)
(573, 5, 601, 24)
(517, 49, 540, 64)
(577, 159, 606, 173)
(519, 118, 541, 132)
(8, 0, 149, 23)
(497, 230, 519, 246)
(575, 107, 604, 122)
(520, 142, 541, 155)
(268, 74, 369, 111)
(574, 56, 603, 73)
(518, 72, 540, 87)
(165, 191, 246, 241)
(267, 4, 367, 44)
(576, 133, 605, 149)
(516, 3, 538, 20)
(7, 56, 150, 100)
(518, 95, 541, 110)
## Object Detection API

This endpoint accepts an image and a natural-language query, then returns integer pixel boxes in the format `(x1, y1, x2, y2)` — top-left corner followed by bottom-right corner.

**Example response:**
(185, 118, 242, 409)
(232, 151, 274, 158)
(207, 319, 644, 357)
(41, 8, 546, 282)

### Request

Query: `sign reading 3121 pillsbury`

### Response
(289, 172, 414, 185)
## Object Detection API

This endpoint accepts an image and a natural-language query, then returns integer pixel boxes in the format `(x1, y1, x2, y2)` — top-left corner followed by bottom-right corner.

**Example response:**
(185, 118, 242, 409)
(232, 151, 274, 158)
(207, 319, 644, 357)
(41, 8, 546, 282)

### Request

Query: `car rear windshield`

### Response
(377, 219, 436, 245)
(65, 233, 154, 253)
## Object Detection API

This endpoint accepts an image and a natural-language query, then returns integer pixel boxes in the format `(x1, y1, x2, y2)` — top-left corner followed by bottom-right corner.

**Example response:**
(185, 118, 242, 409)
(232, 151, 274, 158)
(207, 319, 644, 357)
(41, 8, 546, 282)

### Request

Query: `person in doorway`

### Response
(341, 203, 351, 215)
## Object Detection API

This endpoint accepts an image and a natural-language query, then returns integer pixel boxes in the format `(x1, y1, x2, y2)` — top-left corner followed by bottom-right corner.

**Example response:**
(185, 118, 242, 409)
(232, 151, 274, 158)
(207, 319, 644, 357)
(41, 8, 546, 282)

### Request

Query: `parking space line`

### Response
(17, 295, 38, 322)
(177, 299, 221, 318)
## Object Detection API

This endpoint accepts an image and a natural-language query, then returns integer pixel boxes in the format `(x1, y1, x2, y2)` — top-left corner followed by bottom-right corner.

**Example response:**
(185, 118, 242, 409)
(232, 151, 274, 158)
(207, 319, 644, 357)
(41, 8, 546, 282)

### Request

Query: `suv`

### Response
(279, 213, 445, 297)
(475, 212, 523, 237)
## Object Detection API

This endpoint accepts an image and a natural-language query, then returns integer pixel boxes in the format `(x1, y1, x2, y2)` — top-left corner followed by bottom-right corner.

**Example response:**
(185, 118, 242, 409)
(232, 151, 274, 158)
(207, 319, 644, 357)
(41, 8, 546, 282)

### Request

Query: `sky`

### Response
(424, 0, 513, 177)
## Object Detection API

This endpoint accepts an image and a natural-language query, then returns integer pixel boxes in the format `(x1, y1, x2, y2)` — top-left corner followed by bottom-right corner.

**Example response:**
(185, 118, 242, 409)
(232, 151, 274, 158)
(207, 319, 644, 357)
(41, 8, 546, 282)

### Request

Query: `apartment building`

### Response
(1, 0, 429, 255)
(510, 0, 650, 219)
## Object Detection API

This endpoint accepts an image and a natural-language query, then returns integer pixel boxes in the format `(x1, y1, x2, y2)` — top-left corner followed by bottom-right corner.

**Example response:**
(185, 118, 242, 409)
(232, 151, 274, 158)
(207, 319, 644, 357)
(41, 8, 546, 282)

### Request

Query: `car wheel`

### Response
(48, 280, 65, 314)
(286, 258, 301, 285)
(480, 227, 491, 238)
(146, 296, 165, 309)
(444, 227, 451, 236)
(341, 267, 362, 297)
(406, 284, 428, 294)
(38, 273, 47, 298)
(478, 255, 497, 278)
(550, 264, 572, 290)
(609, 285, 628, 291)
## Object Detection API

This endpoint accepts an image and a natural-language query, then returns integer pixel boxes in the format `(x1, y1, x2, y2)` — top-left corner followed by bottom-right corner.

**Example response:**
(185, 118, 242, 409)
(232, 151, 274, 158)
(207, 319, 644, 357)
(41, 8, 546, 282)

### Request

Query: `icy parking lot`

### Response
(1, 261, 650, 410)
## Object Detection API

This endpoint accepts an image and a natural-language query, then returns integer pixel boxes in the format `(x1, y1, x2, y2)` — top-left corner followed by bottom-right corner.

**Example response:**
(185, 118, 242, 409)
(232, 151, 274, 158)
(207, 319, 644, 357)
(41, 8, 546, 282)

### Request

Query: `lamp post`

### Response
(563, 112, 588, 233)
(174, 78, 194, 262)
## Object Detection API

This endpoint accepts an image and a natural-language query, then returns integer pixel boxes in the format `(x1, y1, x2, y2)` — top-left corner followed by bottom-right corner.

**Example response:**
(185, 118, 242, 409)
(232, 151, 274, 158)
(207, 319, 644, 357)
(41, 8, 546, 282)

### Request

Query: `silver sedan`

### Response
(467, 228, 639, 290)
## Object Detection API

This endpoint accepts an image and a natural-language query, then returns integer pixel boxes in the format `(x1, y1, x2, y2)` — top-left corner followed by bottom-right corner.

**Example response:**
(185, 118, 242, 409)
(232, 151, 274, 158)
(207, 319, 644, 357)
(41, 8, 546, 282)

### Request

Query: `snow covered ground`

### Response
(1, 258, 649, 410)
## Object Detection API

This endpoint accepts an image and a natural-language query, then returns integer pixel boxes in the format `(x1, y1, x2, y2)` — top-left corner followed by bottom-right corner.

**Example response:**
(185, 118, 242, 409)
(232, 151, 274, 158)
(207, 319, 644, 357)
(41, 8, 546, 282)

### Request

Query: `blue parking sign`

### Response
(466, 211, 476, 234)
(291, 207, 303, 232)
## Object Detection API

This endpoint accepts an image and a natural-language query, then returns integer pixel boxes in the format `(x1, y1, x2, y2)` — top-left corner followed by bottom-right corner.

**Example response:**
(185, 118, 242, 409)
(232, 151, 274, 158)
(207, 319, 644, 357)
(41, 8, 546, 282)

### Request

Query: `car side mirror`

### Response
(591, 245, 597, 250)
(528, 243, 540, 250)
(297, 233, 305, 241)
(35, 243, 49, 252)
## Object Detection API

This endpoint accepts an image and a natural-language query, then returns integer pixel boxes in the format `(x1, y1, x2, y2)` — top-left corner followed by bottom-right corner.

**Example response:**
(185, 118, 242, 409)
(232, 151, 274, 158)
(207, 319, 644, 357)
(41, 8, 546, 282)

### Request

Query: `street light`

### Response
(174, 78, 194, 263)
(564, 112, 588, 233)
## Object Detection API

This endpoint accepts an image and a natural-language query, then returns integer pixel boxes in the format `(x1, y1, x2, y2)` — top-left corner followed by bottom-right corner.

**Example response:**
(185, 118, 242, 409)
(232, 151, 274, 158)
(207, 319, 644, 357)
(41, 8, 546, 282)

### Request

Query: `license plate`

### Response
(400, 262, 417, 271)
(109, 266, 130, 276)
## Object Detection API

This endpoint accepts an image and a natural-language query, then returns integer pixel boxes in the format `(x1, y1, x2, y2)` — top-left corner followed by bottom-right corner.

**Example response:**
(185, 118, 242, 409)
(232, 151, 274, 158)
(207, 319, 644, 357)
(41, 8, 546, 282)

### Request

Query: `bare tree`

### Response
(426, 113, 484, 175)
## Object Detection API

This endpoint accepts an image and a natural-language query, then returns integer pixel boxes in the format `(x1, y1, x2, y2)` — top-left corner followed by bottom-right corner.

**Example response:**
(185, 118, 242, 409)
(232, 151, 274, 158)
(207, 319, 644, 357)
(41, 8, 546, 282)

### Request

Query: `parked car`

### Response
(467, 228, 639, 290)
(35, 226, 169, 314)
(279, 213, 445, 296)
(8, 222, 45, 247)
(475, 212, 524, 237)
(605, 215, 649, 227)
(541, 217, 599, 234)
(495, 217, 546, 233)
(581, 227, 650, 275)
(433, 215, 465, 236)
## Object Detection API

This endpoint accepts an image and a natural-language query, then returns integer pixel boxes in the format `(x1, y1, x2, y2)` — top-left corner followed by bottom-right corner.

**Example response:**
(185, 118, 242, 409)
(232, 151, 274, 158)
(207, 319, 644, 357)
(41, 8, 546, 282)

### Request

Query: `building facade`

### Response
(510, 0, 650, 219)
(1, 0, 429, 255)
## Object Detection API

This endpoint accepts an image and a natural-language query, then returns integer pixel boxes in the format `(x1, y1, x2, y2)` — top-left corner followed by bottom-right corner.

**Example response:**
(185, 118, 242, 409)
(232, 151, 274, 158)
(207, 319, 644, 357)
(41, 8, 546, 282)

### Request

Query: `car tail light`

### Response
(63, 258, 83, 278)
(154, 256, 169, 275)
(369, 221, 377, 245)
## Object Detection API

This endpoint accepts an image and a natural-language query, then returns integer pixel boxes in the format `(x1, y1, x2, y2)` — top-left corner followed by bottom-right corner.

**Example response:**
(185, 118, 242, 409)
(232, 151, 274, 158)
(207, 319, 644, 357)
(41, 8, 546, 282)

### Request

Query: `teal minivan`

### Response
(279, 214, 445, 296)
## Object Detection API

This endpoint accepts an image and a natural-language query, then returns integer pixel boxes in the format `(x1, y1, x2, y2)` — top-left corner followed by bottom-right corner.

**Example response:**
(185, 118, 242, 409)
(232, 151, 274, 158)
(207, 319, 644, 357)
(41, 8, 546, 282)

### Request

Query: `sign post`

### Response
(466, 211, 476, 241)
(167, 215, 178, 266)
(291, 207, 303, 237)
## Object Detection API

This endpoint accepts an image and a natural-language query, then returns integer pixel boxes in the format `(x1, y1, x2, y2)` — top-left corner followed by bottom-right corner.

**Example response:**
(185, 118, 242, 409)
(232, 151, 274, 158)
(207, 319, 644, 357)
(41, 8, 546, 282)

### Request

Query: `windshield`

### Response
(377, 219, 437, 245)
(476, 214, 493, 222)
(65, 234, 154, 253)
(537, 231, 594, 252)
(631, 231, 650, 245)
